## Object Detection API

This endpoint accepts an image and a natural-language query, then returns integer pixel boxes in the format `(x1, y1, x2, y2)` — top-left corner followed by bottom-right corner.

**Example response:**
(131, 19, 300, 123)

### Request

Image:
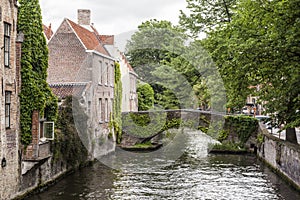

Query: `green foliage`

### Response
(18, 0, 58, 146)
(126, 19, 198, 110)
(182, 0, 299, 142)
(122, 112, 167, 138)
(198, 126, 209, 134)
(132, 141, 153, 148)
(212, 141, 246, 152)
(137, 83, 154, 111)
(180, 0, 237, 36)
(111, 62, 122, 143)
(217, 130, 229, 142)
(257, 133, 264, 146)
(224, 115, 258, 144)
(122, 112, 182, 139)
(53, 96, 88, 168)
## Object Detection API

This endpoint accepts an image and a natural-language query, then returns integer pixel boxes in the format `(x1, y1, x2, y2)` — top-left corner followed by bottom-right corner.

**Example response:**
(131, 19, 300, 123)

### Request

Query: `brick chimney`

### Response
(78, 9, 91, 25)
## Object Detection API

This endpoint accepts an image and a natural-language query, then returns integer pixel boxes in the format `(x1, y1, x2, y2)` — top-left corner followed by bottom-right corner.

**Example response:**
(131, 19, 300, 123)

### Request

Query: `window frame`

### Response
(39, 120, 55, 141)
(5, 91, 11, 129)
(105, 98, 108, 122)
(99, 61, 103, 85)
(99, 98, 103, 123)
(4, 22, 11, 68)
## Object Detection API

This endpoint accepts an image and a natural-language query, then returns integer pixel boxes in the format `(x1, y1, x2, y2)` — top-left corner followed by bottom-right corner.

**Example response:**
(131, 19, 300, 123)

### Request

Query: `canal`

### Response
(27, 130, 300, 200)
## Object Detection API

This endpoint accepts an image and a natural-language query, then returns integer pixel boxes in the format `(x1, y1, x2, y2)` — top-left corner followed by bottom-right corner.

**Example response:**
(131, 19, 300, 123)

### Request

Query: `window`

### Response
(99, 61, 103, 85)
(88, 101, 91, 114)
(107, 63, 110, 86)
(110, 64, 114, 86)
(43, 122, 54, 140)
(4, 23, 11, 68)
(105, 63, 108, 86)
(105, 98, 108, 122)
(99, 98, 103, 123)
(5, 91, 11, 128)
(40, 121, 54, 140)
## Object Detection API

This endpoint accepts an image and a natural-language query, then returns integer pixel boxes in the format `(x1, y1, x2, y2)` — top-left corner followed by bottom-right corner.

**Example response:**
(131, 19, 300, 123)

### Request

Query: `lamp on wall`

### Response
(1, 158, 6, 168)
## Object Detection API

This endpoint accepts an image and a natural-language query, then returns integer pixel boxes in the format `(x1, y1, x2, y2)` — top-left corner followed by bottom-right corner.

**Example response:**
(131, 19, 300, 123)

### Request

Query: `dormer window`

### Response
(4, 22, 11, 68)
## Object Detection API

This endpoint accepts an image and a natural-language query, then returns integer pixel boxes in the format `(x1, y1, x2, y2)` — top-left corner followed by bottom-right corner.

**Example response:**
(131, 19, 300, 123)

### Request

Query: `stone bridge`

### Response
(121, 109, 226, 146)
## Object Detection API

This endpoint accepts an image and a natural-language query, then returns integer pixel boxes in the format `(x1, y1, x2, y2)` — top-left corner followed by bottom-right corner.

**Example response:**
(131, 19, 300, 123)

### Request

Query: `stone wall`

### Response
(0, 1, 21, 199)
(16, 157, 68, 198)
(257, 126, 300, 190)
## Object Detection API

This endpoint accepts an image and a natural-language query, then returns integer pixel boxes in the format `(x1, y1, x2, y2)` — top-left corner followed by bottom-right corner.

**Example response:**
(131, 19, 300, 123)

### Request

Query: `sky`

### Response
(40, 0, 188, 35)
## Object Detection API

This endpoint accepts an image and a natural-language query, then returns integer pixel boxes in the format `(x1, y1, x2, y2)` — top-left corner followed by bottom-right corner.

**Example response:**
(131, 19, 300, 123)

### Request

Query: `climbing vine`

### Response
(18, 0, 58, 146)
(221, 115, 258, 145)
(52, 96, 88, 168)
(111, 62, 122, 143)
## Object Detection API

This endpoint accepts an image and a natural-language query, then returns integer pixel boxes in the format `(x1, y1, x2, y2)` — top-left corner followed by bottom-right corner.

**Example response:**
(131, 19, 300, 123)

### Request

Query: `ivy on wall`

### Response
(52, 96, 88, 168)
(111, 62, 122, 143)
(17, 0, 58, 146)
(223, 115, 258, 145)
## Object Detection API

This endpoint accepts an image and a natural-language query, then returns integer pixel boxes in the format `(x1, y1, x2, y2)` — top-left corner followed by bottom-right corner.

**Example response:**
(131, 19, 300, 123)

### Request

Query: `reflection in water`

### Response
(27, 130, 300, 200)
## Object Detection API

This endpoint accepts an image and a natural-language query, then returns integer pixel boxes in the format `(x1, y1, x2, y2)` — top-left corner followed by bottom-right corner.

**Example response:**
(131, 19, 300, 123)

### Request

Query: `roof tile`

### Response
(67, 19, 111, 56)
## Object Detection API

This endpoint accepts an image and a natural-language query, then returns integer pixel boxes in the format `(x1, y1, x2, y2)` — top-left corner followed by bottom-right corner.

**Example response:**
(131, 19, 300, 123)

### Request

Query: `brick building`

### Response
(47, 9, 116, 157)
(0, 0, 22, 199)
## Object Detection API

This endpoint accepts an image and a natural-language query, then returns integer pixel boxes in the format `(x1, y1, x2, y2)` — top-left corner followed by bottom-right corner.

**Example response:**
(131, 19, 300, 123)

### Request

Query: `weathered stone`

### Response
(257, 125, 300, 190)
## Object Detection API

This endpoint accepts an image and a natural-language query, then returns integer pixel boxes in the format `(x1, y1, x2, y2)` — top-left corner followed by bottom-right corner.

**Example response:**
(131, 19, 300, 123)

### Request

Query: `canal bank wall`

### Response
(257, 125, 300, 191)
(13, 153, 95, 200)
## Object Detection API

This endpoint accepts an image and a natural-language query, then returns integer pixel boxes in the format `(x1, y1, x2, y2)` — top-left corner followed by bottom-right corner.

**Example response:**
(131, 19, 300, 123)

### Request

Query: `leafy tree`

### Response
(126, 19, 217, 110)
(137, 83, 154, 111)
(18, 0, 58, 146)
(126, 19, 187, 80)
(225, 0, 300, 143)
(180, 0, 237, 36)
(126, 19, 188, 109)
(182, 0, 299, 143)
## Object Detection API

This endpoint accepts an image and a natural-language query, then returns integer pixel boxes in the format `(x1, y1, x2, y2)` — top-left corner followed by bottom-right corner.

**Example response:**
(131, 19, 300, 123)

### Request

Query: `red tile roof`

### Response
(49, 83, 88, 99)
(98, 35, 114, 45)
(67, 19, 111, 56)
(43, 23, 53, 40)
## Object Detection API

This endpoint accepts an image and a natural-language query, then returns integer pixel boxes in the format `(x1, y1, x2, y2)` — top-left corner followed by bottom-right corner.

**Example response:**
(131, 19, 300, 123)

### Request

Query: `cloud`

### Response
(40, 0, 187, 34)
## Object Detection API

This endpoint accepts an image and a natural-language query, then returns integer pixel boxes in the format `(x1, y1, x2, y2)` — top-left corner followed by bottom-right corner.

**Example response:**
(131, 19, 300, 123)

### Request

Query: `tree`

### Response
(126, 19, 188, 109)
(126, 19, 187, 80)
(180, 0, 237, 37)
(182, 0, 299, 143)
(226, 0, 300, 143)
(126, 19, 219, 110)
(137, 83, 154, 111)
(18, 0, 58, 146)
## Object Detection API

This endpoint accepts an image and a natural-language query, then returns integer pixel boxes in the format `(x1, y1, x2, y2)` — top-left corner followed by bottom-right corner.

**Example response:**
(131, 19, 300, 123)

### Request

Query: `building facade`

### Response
(102, 36, 138, 112)
(47, 10, 116, 158)
(0, 0, 22, 199)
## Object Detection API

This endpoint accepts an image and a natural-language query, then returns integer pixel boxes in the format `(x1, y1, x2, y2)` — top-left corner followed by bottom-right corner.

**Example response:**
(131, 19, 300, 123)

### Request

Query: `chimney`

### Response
(78, 9, 91, 25)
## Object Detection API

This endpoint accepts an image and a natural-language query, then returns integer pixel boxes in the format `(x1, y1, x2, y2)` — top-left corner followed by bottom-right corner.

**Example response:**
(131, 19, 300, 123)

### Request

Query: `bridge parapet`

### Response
(121, 110, 259, 153)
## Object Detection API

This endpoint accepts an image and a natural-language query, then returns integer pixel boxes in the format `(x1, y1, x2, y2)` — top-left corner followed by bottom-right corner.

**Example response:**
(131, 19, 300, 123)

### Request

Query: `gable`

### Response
(67, 19, 111, 56)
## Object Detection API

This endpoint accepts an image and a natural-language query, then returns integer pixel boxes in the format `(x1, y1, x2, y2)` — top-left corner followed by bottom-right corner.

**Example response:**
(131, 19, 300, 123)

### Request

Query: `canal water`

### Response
(27, 130, 300, 200)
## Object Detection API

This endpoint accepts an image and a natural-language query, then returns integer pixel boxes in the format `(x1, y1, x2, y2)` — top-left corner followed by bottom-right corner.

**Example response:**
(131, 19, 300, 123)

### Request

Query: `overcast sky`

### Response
(40, 0, 188, 35)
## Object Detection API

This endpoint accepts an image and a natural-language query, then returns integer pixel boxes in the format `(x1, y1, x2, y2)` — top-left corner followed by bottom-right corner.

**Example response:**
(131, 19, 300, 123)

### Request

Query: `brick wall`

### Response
(47, 20, 88, 83)
(0, 1, 21, 199)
